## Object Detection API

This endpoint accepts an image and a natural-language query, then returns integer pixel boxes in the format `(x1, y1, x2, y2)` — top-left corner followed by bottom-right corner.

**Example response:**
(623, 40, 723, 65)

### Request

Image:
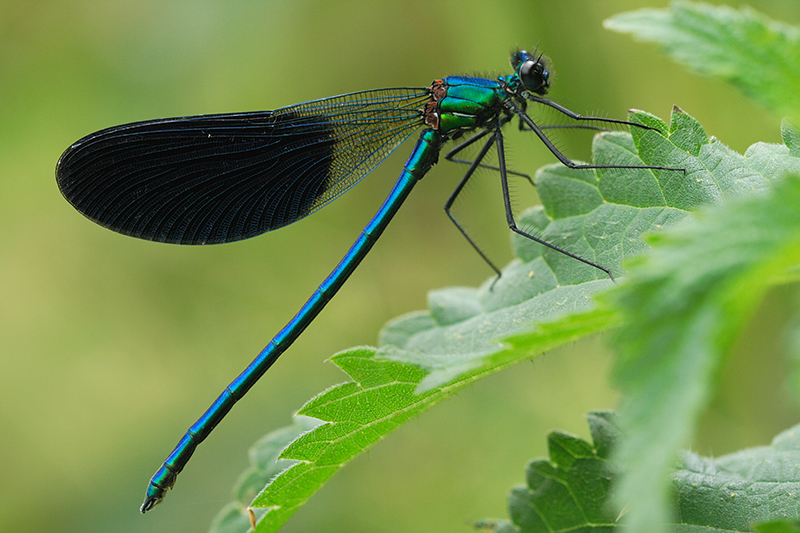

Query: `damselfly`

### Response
(56, 49, 680, 512)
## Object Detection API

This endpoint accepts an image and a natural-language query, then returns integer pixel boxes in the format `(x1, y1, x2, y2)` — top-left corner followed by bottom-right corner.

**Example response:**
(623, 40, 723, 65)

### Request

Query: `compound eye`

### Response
(519, 60, 549, 95)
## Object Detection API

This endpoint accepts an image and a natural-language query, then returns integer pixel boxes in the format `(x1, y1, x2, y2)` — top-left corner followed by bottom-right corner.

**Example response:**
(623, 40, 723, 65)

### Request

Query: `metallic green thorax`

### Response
(424, 77, 506, 133)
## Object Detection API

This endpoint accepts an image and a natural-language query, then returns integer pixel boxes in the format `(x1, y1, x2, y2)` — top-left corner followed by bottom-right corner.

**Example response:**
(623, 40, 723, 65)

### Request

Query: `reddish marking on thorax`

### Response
(422, 79, 448, 130)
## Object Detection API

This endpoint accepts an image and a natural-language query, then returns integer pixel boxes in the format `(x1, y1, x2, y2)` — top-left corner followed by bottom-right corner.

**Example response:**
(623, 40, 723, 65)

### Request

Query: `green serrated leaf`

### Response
(500, 415, 800, 533)
(506, 412, 619, 533)
(209, 417, 323, 533)
(604, 2, 800, 121)
(244, 348, 471, 531)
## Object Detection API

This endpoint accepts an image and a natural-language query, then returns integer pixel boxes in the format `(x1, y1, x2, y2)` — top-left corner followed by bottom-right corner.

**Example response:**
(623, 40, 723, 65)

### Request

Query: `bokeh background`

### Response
(3, 0, 800, 532)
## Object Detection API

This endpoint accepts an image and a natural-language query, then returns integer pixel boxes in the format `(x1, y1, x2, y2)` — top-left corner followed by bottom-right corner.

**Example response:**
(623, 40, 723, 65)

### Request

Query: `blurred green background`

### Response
(3, 0, 800, 532)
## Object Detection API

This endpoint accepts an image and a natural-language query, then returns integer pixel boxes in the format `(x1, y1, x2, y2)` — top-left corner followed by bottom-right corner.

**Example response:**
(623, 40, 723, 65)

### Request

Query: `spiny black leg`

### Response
(494, 116, 616, 281)
(533, 124, 613, 132)
(444, 130, 504, 278)
(527, 95, 661, 132)
(445, 127, 495, 158)
(505, 99, 682, 173)
(444, 125, 533, 184)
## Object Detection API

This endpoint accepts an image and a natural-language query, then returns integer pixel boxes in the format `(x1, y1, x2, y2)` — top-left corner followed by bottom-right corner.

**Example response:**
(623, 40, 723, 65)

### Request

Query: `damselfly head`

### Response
(510, 49, 550, 96)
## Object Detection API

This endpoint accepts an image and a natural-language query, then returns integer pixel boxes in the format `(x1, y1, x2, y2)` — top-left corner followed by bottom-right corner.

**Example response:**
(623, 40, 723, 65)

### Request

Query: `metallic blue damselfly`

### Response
(56, 49, 679, 512)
